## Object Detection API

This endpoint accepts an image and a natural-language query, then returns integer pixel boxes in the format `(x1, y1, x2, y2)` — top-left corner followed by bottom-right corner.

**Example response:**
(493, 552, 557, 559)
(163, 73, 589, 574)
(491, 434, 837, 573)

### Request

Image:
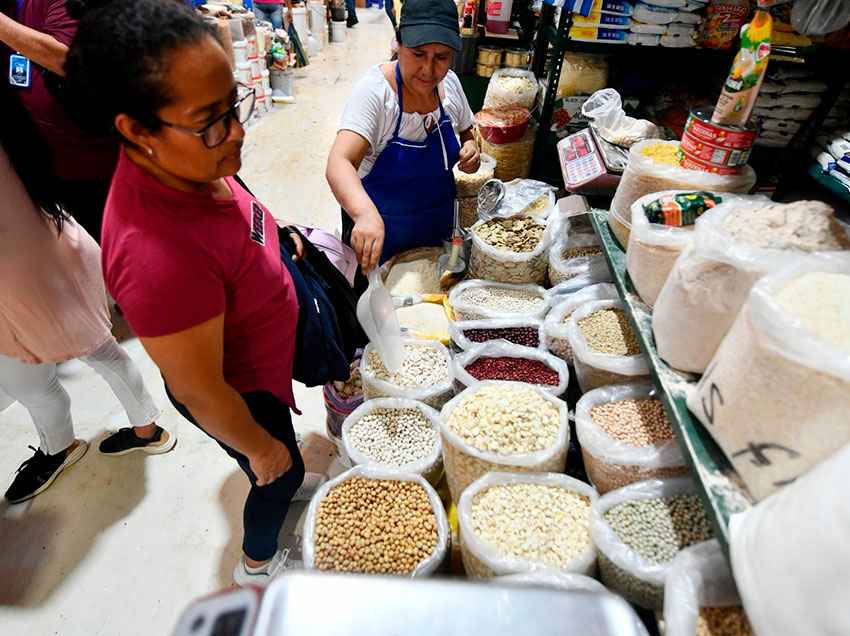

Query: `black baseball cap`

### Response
(398, 0, 461, 52)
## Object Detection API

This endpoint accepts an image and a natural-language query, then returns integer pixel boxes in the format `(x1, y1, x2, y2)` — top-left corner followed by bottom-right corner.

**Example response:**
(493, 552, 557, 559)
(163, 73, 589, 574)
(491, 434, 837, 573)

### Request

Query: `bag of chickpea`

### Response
(453, 341, 570, 396)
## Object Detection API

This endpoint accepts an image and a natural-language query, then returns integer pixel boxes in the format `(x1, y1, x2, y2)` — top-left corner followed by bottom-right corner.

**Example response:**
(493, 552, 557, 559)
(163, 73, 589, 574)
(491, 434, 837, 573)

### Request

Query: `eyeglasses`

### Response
(157, 87, 256, 148)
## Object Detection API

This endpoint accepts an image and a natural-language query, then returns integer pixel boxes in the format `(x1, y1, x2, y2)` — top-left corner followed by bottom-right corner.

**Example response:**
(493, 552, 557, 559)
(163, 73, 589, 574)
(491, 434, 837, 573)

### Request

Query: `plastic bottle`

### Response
(486, 0, 514, 34)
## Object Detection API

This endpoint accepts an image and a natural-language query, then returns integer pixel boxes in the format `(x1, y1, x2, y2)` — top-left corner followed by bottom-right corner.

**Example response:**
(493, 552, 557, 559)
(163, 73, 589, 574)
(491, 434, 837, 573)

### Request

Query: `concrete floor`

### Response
(0, 10, 394, 635)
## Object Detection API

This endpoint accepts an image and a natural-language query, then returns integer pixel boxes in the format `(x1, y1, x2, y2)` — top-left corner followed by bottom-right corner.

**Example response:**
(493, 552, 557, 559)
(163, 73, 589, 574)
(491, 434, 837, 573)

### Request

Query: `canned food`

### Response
(684, 107, 757, 151)
(680, 153, 746, 176)
(476, 62, 499, 78)
(680, 130, 752, 168)
(503, 48, 530, 68)
(477, 46, 503, 66)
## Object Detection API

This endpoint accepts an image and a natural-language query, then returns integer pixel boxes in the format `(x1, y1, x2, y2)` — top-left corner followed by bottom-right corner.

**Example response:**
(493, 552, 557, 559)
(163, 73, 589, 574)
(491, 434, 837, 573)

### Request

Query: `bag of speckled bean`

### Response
(453, 341, 570, 396)
(543, 283, 618, 364)
(566, 299, 650, 392)
(575, 383, 686, 495)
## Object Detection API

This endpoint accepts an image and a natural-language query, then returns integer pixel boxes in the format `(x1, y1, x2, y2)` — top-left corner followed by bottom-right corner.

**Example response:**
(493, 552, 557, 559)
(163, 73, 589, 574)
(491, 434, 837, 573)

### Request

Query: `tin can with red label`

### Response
(680, 153, 747, 176)
(684, 107, 758, 151)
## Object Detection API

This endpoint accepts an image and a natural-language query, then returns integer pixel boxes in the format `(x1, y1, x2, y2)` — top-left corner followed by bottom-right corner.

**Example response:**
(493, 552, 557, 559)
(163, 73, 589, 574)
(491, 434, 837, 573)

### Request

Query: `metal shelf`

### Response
(589, 209, 752, 555)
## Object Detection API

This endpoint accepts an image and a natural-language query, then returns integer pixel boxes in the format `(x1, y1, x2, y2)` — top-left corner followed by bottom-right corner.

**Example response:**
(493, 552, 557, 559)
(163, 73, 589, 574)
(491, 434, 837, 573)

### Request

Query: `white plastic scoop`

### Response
(356, 269, 404, 374)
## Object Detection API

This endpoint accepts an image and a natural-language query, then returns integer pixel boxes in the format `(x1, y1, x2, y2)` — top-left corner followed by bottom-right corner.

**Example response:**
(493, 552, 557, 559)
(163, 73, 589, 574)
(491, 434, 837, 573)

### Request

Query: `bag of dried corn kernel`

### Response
(303, 465, 450, 577)
(664, 540, 753, 636)
(548, 233, 610, 287)
(544, 283, 618, 364)
(566, 299, 650, 392)
(468, 216, 553, 285)
(449, 317, 545, 352)
(453, 341, 569, 396)
(458, 472, 598, 579)
(574, 383, 686, 495)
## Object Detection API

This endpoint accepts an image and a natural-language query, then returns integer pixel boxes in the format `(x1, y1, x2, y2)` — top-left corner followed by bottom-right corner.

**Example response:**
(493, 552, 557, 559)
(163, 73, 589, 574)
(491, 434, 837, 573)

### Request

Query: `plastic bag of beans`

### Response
(440, 380, 570, 502)
(453, 341, 570, 396)
(468, 216, 553, 285)
(360, 339, 455, 409)
(548, 233, 610, 287)
(303, 465, 450, 577)
(449, 280, 549, 322)
(341, 398, 444, 486)
(546, 266, 614, 298)
(544, 283, 618, 364)
(458, 472, 598, 579)
(590, 477, 712, 610)
(664, 540, 752, 636)
(449, 317, 545, 351)
(575, 383, 686, 494)
(567, 300, 650, 392)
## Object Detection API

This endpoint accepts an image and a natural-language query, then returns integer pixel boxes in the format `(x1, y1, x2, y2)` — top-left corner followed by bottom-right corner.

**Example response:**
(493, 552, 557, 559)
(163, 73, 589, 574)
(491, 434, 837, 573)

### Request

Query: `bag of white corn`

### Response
(626, 190, 767, 307)
(687, 254, 850, 502)
(449, 317, 545, 351)
(469, 216, 552, 285)
(653, 199, 850, 373)
(567, 299, 650, 392)
(454, 153, 496, 197)
(575, 383, 686, 494)
(341, 398, 443, 486)
(439, 380, 569, 502)
(664, 540, 752, 636)
(483, 68, 539, 111)
(449, 279, 548, 322)
(608, 140, 757, 247)
(543, 283, 618, 364)
(458, 472, 598, 578)
(453, 341, 570, 396)
(303, 465, 450, 576)
(590, 476, 713, 610)
(360, 338, 455, 409)
(549, 233, 609, 287)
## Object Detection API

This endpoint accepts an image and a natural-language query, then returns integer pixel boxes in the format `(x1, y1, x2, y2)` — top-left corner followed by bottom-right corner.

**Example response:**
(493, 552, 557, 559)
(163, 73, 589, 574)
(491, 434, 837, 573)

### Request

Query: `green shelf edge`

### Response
(589, 210, 753, 556)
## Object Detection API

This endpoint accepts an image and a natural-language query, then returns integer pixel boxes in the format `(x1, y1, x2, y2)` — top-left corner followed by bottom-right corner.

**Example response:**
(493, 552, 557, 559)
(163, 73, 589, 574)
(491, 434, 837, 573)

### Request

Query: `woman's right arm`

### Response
(326, 130, 385, 272)
(140, 313, 292, 486)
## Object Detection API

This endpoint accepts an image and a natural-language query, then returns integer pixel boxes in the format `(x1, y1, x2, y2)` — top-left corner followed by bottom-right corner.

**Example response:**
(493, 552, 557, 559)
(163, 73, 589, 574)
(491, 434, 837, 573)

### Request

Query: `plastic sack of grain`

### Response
(567, 299, 650, 392)
(449, 279, 549, 322)
(488, 179, 557, 221)
(590, 476, 706, 610)
(547, 265, 614, 298)
(454, 153, 496, 197)
(664, 540, 751, 636)
(556, 51, 609, 98)
(396, 299, 451, 345)
(360, 338, 455, 409)
(469, 216, 552, 285)
(303, 465, 450, 577)
(575, 383, 686, 494)
(458, 472, 598, 578)
(652, 199, 850, 374)
(450, 317, 545, 351)
(453, 341, 570, 395)
(341, 398, 443, 486)
(439, 380, 569, 502)
(483, 68, 539, 111)
(687, 254, 850, 502)
(544, 283, 618, 363)
(549, 233, 609, 287)
(608, 140, 757, 247)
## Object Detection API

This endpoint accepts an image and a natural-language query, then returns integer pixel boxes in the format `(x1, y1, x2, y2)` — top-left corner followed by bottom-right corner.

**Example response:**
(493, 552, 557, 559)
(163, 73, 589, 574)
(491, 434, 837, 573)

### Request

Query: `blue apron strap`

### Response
(393, 63, 404, 139)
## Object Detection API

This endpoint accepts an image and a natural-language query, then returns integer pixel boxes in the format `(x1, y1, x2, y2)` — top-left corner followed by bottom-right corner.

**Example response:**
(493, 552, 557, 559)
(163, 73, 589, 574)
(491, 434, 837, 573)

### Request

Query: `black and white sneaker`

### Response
(5, 441, 89, 504)
(98, 426, 176, 456)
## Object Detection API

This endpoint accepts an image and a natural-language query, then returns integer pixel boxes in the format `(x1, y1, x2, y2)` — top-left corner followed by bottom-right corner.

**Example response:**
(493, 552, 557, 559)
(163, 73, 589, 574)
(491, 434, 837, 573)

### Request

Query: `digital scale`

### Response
(557, 126, 629, 195)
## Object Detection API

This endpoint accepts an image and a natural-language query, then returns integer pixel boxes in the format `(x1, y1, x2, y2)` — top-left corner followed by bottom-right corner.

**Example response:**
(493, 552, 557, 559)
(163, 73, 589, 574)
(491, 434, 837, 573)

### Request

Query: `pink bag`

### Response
(291, 225, 358, 286)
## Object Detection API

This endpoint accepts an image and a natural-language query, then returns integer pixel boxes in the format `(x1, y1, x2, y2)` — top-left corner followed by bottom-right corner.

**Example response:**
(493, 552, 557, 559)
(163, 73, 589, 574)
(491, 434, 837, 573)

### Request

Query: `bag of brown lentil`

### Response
(458, 472, 598, 578)
(544, 283, 618, 364)
(453, 341, 570, 396)
(575, 383, 686, 495)
(449, 317, 545, 352)
(548, 233, 610, 287)
(302, 466, 450, 577)
(567, 299, 650, 392)
(664, 540, 753, 636)
(468, 216, 553, 285)
(448, 280, 549, 322)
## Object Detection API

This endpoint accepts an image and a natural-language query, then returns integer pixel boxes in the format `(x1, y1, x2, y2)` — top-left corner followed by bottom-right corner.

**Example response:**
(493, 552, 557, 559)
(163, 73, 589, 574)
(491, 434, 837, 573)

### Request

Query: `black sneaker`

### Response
(98, 426, 176, 456)
(5, 441, 88, 504)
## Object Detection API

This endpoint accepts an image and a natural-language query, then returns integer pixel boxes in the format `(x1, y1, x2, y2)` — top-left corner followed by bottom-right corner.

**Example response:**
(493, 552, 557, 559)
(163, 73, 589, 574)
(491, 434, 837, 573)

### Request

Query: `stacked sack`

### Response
(627, 0, 707, 47)
(753, 68, 828, 149)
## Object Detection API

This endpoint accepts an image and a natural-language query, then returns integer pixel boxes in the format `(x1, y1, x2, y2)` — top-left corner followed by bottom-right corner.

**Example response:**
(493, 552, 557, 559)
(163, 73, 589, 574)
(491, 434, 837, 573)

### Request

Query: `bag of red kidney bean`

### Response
(449, 318, 545, 352)
(453, 341, 570, 396)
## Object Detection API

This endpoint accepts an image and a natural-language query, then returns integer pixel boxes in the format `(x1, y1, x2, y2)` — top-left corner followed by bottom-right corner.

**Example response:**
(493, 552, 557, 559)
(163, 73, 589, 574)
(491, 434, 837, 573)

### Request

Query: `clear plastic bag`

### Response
(687, 254, 850, 501)
(567, 300, 650, 393)
(449, 317, 545, 351)
(791, 0, 850, 35)
(543, 283, 619, 364)
(302, 465, 450, 577)
(485, 179, 557, 222)
(439, 380, 569, 502)
(548, 233, 609, 287)
(664, 540, 746, 636)
(454, 153, 497, 198)
(469, 216, 552, 285)
(453, 341, 570, 395)
(547, 266, 614, 298)
(483, 68, 539, 111)
(458, 472, 598, 578)
(556, 51, 609, 98)
(449, 279, 549, 322)
(575, 383, 686, 494)
(360, 338, 455, 409)
(582, 89, 660, 148)
(590, 476, 700, 610)
(341, 397, 444, 486)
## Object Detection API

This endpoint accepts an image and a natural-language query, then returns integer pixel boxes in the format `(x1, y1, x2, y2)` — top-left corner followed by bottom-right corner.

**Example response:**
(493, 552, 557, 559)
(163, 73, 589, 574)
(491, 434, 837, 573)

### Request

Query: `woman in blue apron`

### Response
(327, 0, 480, 275)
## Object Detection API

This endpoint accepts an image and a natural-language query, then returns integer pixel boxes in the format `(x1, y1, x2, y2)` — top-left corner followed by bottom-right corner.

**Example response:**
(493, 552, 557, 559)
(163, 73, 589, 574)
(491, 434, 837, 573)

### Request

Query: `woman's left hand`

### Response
(288, 231, 305, 261)
(457, 139, 481, 174)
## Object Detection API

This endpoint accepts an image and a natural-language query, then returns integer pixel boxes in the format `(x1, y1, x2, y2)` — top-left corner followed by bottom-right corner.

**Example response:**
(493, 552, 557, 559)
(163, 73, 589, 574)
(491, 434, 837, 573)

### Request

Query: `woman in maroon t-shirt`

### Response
(64, 0, 322, 586)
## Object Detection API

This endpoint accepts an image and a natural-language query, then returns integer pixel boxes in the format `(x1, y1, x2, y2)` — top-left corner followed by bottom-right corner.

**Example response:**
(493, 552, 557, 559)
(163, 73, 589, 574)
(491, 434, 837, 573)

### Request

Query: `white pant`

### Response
(0, 337, 161, 455)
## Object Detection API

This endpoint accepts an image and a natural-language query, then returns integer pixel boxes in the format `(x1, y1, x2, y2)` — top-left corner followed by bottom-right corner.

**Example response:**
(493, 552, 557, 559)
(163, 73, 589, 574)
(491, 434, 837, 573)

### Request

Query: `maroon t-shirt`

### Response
(102, 149, 300, 410)
(8, 0, 117, 181)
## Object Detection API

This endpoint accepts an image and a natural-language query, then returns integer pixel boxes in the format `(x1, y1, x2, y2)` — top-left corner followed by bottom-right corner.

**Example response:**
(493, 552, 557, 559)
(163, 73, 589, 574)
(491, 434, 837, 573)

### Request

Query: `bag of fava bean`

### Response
(453, 341, 570, 396)
(468, 216, 553, 285)
(458, 472, 598, 579)
(544, 283, 618, 364)
(575, 383, 686, 495)
(302, 465, 450, 577)
(449, 280, 549, 322)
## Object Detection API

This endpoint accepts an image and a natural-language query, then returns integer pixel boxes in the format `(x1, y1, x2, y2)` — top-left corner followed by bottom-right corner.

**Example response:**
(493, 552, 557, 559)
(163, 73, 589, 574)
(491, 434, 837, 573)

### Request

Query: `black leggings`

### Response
(166, 386, 305, 561)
